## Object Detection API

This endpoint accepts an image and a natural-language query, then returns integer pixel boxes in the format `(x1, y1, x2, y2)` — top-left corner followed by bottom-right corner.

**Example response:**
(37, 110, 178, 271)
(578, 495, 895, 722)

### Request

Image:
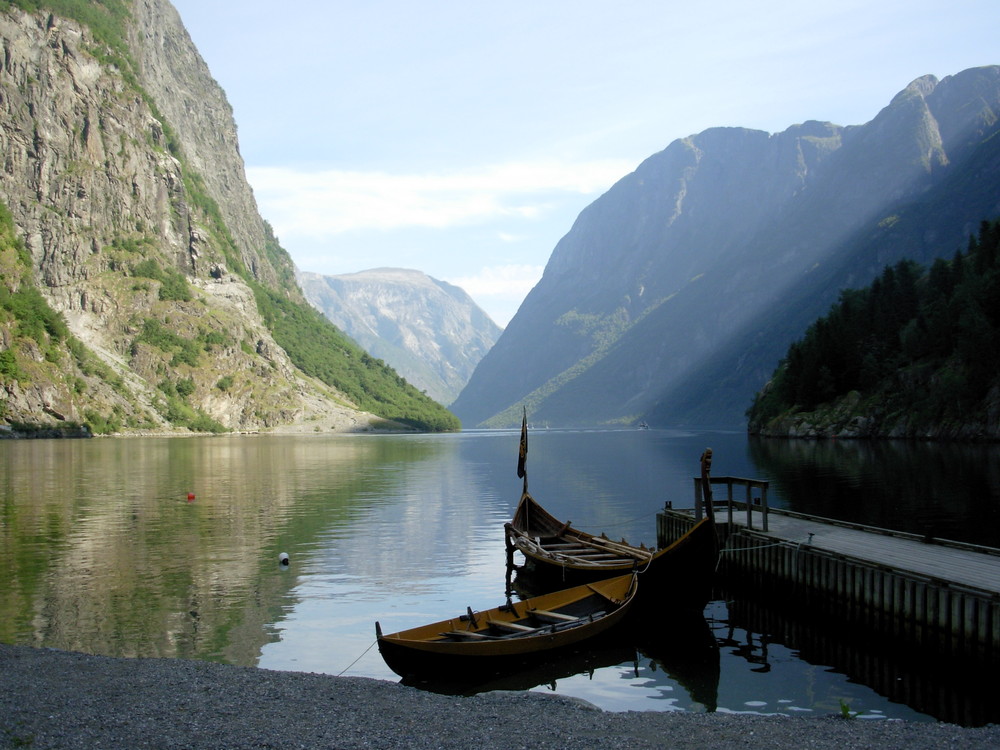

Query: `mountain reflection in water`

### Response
(2, 431, 996, 724)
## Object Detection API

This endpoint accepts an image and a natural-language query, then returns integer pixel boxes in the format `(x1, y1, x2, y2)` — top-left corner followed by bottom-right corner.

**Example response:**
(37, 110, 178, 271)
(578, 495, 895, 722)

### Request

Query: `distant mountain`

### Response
(298, 268, 501, 405)
(451, 66, 1000, 429)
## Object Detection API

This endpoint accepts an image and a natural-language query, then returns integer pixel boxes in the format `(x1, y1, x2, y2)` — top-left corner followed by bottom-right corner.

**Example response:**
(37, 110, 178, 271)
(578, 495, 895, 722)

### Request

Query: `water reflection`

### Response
(1, 430, 996, 725)
(749, 436, 1000, 546)
(721, 590, 994, 726)
(631, 609, 721, 712)
(399, 638, 639, 697)
(397, 610, 725, 713)
(0, 435, 459, 663)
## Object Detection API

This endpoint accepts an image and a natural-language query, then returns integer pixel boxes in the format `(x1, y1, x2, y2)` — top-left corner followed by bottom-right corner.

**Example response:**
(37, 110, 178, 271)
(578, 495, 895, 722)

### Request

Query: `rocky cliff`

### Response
(0, 1, 453, 434)
(299, 268, 501, 405)
(452, 66, 1000, 429)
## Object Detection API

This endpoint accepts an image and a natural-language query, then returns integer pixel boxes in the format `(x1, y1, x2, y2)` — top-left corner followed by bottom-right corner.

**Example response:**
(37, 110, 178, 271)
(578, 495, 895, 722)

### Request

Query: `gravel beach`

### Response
(2, 643, 997, 749)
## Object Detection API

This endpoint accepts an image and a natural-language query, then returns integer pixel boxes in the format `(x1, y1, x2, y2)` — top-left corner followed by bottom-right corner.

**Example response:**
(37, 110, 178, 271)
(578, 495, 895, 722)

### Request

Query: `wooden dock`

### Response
(657, 476, 1000, 661)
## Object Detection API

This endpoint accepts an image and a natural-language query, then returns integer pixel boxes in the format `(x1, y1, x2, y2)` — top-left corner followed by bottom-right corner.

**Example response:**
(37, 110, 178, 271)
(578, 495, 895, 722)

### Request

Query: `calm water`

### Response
(2, 429, 998, 725)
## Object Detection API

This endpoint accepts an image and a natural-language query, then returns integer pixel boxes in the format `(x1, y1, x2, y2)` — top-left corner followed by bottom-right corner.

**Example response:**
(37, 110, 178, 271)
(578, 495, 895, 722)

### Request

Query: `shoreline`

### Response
(2, 644, 997, 749)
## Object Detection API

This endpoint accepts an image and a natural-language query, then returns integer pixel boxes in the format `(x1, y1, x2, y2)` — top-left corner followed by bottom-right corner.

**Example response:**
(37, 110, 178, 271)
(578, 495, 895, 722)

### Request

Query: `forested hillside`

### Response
(747, 219, 1000, 439)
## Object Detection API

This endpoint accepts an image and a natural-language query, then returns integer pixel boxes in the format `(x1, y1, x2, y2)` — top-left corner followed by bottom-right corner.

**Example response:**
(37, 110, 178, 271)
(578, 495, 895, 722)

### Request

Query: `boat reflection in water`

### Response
(399, 637, 639, 696)
(396, 573, 721, 709)
(631, 606, 721, 713)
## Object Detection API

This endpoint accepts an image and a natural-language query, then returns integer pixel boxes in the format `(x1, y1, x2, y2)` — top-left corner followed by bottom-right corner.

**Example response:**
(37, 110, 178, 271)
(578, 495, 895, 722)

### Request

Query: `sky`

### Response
(169, 1, 998, 327)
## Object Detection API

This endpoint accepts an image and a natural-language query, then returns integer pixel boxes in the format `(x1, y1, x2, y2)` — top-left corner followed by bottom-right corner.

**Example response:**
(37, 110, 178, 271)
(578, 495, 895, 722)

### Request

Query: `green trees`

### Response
(748, 219, 1000, 431)
(252, 285, 461, 432)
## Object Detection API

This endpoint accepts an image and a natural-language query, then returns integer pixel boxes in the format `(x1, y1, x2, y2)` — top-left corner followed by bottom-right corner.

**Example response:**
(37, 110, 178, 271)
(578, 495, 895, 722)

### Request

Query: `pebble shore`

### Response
(2, 644, 997, 749)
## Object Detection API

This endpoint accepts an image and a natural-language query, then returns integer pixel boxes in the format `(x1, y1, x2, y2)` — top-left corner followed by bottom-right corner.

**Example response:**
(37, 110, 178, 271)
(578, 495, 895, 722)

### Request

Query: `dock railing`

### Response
(694, 476, 770, 531)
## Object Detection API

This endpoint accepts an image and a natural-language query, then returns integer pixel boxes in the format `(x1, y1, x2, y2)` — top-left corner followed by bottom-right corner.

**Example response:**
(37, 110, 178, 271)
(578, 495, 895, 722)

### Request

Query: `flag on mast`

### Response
(516, 408, 527, 479)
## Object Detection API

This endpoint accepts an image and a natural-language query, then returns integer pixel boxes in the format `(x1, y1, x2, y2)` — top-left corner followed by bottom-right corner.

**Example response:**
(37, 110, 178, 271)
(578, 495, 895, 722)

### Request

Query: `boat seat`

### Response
(529, 609, 578, 623)
(439, 630, 493, 640)
(487, 619, 537, 634)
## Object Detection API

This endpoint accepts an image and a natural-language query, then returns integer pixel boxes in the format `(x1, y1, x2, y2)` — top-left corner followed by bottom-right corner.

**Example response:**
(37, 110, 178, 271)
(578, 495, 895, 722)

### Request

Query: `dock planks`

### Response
(714, 509, 1000, 596)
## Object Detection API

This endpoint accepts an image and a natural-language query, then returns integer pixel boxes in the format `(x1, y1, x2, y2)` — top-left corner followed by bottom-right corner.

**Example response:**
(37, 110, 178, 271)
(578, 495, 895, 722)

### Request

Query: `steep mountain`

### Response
(0, 0, 457, 434)
(451, 66, 1000, 429)
(298, 268, 501, 405)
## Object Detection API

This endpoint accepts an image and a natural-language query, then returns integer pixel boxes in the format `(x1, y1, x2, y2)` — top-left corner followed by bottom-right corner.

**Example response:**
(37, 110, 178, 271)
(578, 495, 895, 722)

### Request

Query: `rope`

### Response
(553, 509, 660, 544)
(337, 640, 377, 677)
(713, 530, 816, 573)
(718, 535, 816, 553)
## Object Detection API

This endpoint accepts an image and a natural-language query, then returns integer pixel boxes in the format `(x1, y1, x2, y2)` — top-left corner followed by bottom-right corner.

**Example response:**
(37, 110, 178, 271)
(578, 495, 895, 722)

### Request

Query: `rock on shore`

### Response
(1, 644, 997, 749)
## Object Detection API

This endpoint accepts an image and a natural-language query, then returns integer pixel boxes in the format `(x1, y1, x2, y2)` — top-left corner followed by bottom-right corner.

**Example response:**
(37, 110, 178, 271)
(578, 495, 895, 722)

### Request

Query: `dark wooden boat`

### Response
(505, 490, 718, 598)
(375, 573, 637, 678)
(399, 638, 638, 696)
(505, 410, 718, 605)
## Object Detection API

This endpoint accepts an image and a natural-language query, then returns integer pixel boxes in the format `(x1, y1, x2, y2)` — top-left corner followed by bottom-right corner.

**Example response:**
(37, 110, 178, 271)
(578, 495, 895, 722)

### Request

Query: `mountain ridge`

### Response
(451, 65, 1000, 429)
(298, 268, 501, 405)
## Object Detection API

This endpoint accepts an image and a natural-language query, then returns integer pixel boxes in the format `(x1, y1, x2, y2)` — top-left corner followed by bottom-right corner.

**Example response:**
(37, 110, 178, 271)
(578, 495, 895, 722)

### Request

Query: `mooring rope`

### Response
(717, 535, 815, 553)
(563, 509, 660, 537)
(338, 640, 377, 677)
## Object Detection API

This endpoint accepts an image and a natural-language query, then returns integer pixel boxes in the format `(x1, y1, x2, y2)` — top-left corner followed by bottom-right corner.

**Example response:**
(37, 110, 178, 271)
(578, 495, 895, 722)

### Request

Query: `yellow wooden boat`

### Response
(375, 573, 637, 678)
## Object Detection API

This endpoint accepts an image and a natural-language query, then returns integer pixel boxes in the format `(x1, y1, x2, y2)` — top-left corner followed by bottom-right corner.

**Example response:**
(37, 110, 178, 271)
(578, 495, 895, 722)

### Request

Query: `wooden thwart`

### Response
(487, 619, 536, 633)
(440, 630, 491, 640)
(530, 609, 578, 623)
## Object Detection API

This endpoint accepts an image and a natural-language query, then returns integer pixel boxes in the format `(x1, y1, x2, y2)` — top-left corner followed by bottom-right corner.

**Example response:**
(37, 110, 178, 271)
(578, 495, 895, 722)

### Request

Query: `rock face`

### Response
(0, 2, 400, 433)
(452, 66, 1000, 429)
(129, 0, 282, 292)
(754, 387, 1000, 441)
(298, 269, 501, 405)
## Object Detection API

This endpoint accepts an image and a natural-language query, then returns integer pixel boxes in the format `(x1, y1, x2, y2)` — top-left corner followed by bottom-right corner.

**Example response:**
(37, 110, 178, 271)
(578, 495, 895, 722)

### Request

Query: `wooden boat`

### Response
(505, 491, 718, 601)
(375, 573, 637, 678)
(505, 410, 719, 606)
(398, 638, 637, 695)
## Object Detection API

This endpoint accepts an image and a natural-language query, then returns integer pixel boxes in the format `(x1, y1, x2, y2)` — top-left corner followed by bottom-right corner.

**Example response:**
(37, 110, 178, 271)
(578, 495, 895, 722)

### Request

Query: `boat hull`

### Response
(507, 493, 718, 607)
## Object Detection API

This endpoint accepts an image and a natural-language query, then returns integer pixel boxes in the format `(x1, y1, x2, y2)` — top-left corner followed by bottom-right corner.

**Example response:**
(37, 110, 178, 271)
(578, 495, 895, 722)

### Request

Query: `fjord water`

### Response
(2, 430, 998, 724)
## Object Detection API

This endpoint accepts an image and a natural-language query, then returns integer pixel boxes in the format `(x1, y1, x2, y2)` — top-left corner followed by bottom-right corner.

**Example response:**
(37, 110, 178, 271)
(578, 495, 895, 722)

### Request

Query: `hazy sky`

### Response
(169, 1, 998, 326)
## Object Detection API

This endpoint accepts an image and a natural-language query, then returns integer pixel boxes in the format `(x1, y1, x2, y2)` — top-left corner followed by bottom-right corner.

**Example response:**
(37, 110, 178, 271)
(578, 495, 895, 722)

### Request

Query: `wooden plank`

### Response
(530, 609, 578, 623)
(588, 535, 651, 556)
(566, 551, 623, 560)
(487, 619, 536, 633)
(439, 630, 491, 640)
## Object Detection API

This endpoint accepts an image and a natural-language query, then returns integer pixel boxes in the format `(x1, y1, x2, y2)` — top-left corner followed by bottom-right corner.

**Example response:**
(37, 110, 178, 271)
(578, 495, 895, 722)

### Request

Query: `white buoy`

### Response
(279, 552, 290, 566)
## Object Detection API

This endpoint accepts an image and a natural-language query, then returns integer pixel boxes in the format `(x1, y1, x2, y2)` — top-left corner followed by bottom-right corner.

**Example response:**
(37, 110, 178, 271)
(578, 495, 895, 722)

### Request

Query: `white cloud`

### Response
(445, 264, 544, 299)
(444, 264, 545, 328)
(246, 159, 631, 238)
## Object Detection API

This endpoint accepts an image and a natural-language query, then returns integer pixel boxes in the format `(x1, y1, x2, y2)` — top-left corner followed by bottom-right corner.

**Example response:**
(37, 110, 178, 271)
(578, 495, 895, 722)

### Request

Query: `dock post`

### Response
(504, 524, 516, 597)
(761, 483, 769, 532)
(745, 484, 752, 530)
